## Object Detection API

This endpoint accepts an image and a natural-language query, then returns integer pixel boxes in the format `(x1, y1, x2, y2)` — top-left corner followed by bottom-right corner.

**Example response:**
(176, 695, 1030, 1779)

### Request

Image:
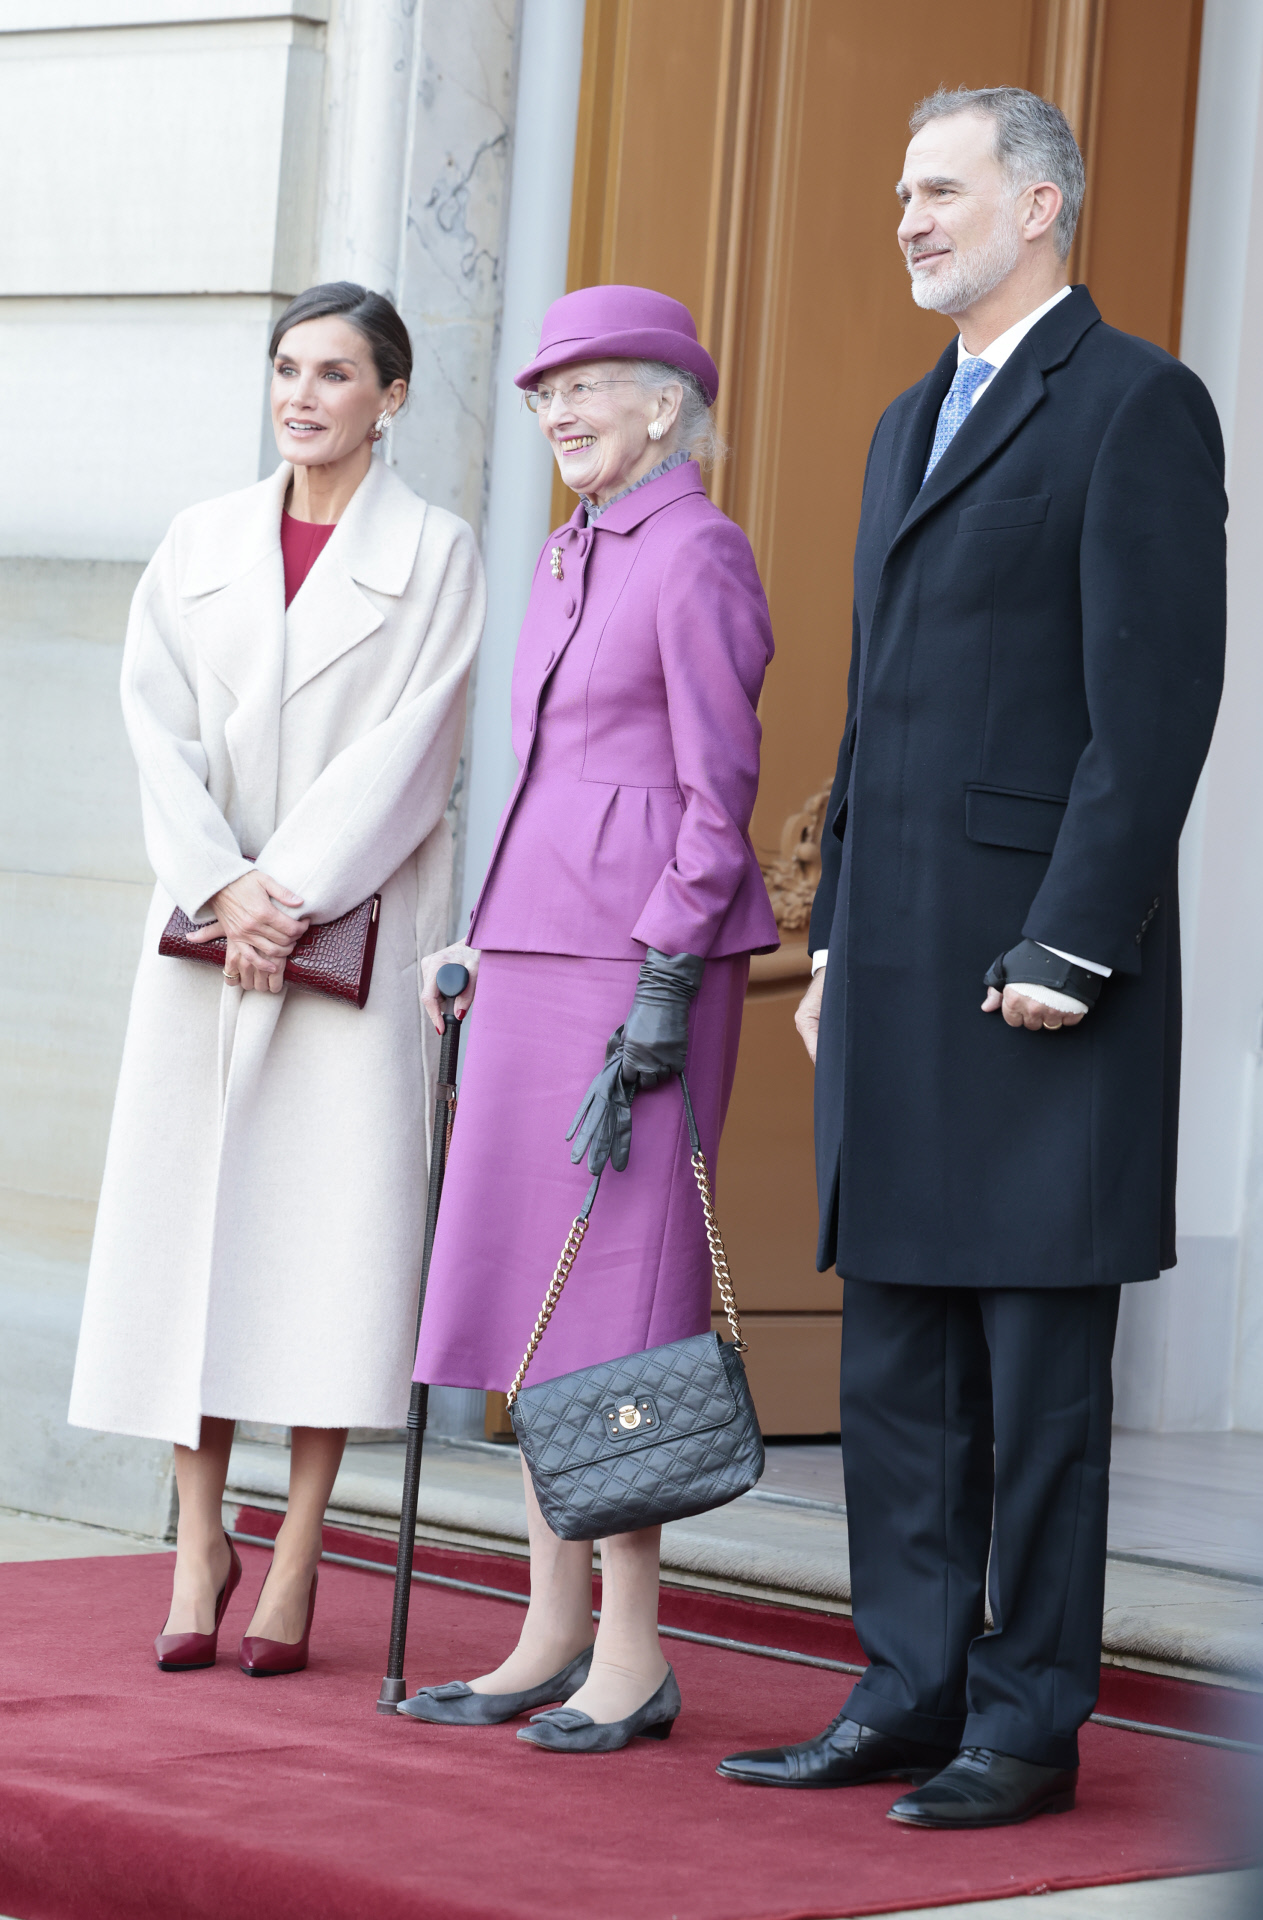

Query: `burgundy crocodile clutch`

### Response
(159, 895, 381, 1008)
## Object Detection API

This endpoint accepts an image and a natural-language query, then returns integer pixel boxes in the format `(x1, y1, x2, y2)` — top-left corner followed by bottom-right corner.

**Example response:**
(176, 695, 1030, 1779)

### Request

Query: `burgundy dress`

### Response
(281, 509, 336, 605)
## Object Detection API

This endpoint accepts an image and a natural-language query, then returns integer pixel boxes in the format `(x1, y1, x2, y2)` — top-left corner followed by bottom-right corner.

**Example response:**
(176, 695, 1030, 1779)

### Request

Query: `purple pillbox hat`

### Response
(515, 284, 719, 405)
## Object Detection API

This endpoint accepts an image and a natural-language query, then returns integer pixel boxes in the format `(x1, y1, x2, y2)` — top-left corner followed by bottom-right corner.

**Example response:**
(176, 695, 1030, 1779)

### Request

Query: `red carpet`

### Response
(0, 1532, 1256, 1920)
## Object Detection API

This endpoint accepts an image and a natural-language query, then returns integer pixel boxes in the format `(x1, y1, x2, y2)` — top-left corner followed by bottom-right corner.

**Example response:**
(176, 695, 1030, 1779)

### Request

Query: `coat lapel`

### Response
(282, 459, 426, 702)
(178, 458, 428, 854)
(521, 464, 707, 724)
(468, 469, 705, 940)
(884, 343, 958, 544)
(896, 350, 1047, 543)
(892, 287, 1101, 549)
(181, 465, 289, 850)
(181, 464, 288, 705)
(519, 501, 588, 713)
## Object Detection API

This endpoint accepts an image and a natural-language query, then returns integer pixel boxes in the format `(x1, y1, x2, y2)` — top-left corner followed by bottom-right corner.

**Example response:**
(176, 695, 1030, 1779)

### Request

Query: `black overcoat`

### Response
(808, 288, 1226, 1290)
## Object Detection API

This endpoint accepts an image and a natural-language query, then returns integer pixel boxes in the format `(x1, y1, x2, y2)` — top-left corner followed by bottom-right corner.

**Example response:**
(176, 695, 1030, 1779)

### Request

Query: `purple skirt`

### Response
(413, 951, 749, 1391)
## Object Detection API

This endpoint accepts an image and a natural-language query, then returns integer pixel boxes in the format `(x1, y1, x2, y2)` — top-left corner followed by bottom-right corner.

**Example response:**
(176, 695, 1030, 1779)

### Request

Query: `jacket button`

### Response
(564, 596, 576, 616)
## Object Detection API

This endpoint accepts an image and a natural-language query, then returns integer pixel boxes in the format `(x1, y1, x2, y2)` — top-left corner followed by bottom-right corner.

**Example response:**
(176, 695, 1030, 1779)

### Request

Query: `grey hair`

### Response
(909, 86, 1085, 259)
(630, 360, 726, 467)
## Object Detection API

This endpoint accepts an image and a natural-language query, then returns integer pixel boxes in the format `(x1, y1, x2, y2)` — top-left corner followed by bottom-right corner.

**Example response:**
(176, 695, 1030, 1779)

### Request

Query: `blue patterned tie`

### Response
(922, 355, 996, 484)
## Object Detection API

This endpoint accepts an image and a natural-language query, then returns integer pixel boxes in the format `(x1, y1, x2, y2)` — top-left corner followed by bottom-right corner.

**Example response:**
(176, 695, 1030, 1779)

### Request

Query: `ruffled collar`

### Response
(582, 449, 691, 522)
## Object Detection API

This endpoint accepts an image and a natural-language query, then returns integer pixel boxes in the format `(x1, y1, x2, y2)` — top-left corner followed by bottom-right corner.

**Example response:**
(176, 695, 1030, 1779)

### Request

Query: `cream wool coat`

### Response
(68, 458, 485, 1447)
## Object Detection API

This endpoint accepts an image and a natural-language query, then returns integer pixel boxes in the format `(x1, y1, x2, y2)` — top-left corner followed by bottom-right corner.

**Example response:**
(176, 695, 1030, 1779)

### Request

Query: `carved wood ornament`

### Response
(759, 783, 832, 932)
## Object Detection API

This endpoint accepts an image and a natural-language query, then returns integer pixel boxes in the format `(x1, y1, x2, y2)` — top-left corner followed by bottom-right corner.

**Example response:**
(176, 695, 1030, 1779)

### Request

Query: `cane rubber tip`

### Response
(377, 1677, 408, 1712)
(436, 962, 469, 999)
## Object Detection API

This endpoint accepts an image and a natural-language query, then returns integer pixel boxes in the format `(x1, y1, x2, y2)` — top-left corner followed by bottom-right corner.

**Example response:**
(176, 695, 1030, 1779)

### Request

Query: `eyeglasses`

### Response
(524, 379, 638, 415)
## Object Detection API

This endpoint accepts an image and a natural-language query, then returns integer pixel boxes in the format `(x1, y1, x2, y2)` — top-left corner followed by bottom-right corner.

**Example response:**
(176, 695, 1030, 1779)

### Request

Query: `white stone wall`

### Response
(0, 559, 171, 1529)
(0, 0, 518, 554)
(0, 0, 326, 561)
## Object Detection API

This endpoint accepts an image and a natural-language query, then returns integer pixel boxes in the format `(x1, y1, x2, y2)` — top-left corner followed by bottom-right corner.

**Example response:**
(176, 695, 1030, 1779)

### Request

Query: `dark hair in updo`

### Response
(269, 282, 413, 391)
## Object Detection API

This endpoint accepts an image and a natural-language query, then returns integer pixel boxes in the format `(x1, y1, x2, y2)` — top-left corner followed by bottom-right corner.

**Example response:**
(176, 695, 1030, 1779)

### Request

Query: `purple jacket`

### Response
(469, 461, 779, 960)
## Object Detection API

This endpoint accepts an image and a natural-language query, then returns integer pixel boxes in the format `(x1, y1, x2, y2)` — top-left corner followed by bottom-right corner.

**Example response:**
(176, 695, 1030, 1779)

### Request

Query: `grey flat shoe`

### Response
(516, 1665, 681, 1752)
(397, 1645, 593, 1725)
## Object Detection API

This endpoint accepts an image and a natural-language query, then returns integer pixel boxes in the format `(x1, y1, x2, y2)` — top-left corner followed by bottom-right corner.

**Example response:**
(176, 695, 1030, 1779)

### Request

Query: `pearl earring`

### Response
(647, 419, 666, 442)
(371, 410, 392, 443)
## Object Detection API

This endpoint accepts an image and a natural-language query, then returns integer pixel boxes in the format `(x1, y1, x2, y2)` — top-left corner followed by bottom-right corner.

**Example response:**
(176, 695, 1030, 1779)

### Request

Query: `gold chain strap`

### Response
(690, 1146, 745, 1352)
(505, 1210, 592, 1407)
(504, 1132, 745, 1410)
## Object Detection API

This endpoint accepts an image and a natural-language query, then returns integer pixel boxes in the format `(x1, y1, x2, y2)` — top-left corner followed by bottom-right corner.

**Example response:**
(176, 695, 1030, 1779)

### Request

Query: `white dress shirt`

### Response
(811, 285, 1107, 1010)
(953, 283, 1071, 391)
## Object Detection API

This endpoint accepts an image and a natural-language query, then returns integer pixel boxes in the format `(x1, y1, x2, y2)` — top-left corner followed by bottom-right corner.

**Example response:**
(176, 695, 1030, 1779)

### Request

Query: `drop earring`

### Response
(371, 410, 391, 444)
(647, 419, 666, 442)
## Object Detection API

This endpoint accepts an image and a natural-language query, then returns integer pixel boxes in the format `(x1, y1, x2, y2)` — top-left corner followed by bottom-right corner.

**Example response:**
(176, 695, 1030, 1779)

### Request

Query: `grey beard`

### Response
(908, 219, 1022, 315)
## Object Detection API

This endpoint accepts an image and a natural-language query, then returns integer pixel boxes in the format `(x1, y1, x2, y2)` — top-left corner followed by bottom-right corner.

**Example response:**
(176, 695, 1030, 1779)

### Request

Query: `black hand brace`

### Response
(983, 939, 1104, 1010)
(566, 949, 705, 1175)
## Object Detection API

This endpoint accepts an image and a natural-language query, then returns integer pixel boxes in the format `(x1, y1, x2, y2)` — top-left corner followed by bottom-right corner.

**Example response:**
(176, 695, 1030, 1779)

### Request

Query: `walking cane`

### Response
(375, 960, 469, 1713)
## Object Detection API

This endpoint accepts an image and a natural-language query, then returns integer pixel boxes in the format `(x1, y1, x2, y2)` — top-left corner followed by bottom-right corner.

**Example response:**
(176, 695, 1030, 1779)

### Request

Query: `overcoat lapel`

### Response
(283, 458, 426, 703)
(181, 464, 289, 853)
(884, 343, 957, 543)
(896, 350, 1048, 543)
(179, 459, 428, 854)
(890, 287, 1102, 551)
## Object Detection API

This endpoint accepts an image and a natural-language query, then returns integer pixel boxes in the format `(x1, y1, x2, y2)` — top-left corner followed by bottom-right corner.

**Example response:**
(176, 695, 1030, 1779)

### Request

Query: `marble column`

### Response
(458, 0, 586, 934)
(1113, 0, 1263, 1434)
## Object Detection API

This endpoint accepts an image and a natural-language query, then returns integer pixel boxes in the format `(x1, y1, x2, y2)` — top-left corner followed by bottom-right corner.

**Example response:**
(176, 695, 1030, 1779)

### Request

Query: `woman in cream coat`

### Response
(69, 283, 485, 1675)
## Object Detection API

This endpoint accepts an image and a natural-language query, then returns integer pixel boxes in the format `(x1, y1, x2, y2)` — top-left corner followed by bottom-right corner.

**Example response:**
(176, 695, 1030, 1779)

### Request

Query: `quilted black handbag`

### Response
(507, 1077, 764, 1540)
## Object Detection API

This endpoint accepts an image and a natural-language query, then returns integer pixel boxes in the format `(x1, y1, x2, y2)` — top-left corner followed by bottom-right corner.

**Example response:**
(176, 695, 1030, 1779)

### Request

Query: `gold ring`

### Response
(224, 971, 241, 985)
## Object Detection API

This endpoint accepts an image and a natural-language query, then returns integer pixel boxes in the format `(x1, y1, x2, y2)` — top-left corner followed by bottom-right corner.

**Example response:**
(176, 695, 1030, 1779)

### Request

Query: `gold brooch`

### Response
(550, 546, 563, 580)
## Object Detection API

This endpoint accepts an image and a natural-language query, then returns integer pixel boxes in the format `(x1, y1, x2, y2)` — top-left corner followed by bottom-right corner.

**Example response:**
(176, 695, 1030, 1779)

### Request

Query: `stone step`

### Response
(225, 1436, 1263, 1689)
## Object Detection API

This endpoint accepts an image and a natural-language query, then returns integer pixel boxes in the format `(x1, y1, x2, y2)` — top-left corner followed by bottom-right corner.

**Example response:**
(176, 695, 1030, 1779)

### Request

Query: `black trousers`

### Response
(838, 1278, 1121, 1771)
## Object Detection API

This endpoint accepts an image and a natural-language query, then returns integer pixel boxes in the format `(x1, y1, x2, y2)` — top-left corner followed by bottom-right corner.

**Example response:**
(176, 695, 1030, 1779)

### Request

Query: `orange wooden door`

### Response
(551, 0, 1202, 1433)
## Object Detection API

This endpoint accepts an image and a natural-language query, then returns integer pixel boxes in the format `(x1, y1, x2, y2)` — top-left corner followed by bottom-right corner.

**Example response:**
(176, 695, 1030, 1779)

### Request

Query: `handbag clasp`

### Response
(604, 1397, 657, 1439)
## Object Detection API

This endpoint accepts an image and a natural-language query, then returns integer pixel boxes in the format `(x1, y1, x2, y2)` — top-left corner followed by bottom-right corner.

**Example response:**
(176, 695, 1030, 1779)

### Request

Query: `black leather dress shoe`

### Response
(717, 1713, 954, 1788)
(887, 1746, 1078, 1827)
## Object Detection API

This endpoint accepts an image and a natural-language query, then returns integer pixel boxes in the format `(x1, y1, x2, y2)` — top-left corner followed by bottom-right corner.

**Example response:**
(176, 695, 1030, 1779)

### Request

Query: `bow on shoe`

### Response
(566, 949, 705, 1175)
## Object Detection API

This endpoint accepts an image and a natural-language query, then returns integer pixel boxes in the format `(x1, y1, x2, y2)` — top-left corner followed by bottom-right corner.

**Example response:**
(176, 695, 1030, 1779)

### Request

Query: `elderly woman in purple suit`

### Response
(402, 286, 778, 1754)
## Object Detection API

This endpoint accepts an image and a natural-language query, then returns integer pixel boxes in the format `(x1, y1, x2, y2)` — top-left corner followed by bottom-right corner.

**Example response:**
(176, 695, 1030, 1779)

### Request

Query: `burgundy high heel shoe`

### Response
(155, 1536, 242, 1672)
(239, 1568, 318, 1677)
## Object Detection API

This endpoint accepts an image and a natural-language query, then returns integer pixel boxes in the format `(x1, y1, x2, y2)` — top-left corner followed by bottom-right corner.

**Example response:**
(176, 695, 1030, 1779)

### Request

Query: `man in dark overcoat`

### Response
(720, 86, 1226, 1826)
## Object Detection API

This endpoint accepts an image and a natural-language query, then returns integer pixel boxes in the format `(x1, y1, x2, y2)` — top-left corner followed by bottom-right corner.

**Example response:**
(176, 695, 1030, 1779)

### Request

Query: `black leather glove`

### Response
(983, 938, 1104, 1010)
(566, 949, 705, 1174)
(620, 948, 705, 1089)
(567, 1031, 636, 1174)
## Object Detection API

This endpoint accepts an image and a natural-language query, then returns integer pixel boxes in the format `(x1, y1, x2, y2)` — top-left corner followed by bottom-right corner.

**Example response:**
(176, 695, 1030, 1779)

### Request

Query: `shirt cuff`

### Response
(1037, 943, 1111, 978)
(811, 949, 829, 975)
